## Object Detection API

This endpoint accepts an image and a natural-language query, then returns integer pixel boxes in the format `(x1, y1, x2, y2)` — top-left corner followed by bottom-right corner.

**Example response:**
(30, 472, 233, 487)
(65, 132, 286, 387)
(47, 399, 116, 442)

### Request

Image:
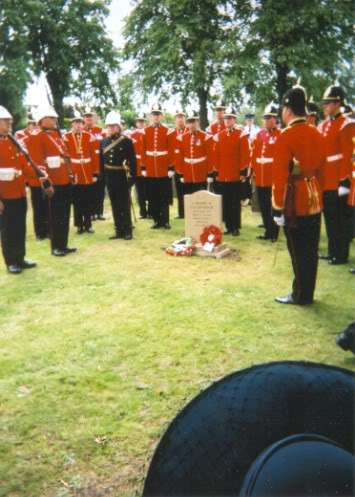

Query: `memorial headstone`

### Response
(184, 190, 230, 258)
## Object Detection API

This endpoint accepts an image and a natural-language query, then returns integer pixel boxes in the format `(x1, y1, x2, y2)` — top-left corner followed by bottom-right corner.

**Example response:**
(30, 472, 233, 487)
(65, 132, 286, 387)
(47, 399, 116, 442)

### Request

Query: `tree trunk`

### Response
(197, 88, 209, 130)
(275, 63, 289, 104)
(46, 73, 65, 127)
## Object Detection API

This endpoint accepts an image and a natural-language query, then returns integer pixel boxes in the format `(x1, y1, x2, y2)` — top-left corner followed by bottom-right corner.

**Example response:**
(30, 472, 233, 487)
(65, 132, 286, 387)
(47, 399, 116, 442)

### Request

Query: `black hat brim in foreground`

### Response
(143, 361, 354, 496)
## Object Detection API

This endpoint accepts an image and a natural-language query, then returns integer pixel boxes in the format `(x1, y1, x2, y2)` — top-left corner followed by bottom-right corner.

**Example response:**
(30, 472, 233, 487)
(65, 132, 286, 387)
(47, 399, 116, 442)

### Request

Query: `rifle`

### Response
(8, 134, 54, 198)
(55, 125, 76, 184)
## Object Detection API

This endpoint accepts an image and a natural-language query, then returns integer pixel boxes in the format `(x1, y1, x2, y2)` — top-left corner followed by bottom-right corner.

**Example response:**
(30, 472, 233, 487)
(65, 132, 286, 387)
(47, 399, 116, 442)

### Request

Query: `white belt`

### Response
(71, 158, 91, 164)
(256, 157, 273, 164)
(46, 156, 62, 169)
(146, 150, 168, 157)
(184, 157, 206, 164)
(326, 153, 343, 162)
(0, 168, 22, 181)
(135, 154, 142, 159)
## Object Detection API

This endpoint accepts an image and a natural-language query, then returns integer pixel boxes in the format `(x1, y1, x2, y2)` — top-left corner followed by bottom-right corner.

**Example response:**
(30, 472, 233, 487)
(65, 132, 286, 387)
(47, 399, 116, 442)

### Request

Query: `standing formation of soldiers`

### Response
(0, 82, 354, 307)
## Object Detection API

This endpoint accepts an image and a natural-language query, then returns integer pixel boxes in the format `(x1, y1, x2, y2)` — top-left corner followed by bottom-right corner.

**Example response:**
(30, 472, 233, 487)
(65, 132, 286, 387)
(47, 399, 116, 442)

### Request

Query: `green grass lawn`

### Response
(0, 199, 354, 497)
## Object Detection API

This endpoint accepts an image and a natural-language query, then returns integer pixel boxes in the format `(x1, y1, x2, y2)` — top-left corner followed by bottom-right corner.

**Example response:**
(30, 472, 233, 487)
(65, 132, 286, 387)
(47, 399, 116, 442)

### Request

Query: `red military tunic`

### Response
(0, 136, 36, 199)
(169, 126, 189, 170)
(22, 134, 41, 188)
(207, 120, 226, 136)
(83, 125, 105, 174)
(339, 120, 355, 206)
(318, 114, 349, 191)
(25, 128, 71, 186)
(176, 130, 213, 183)
(141, 124, 173, 177)
(214, 127, 250, 182)
(272, 118, 324, 217)
(63, 130, 96, 185)
(251, 128, 281, 187)
(130, 129, 145, 177)
(15, 128, 32, 143)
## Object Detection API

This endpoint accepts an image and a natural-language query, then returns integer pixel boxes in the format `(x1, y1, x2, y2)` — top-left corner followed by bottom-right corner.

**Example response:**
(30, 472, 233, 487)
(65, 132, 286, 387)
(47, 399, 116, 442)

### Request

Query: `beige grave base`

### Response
(193, 242, 230, 259)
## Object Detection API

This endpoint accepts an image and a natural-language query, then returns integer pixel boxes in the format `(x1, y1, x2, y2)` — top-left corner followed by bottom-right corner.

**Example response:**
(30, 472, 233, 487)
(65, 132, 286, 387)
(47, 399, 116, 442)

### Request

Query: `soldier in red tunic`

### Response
(0, 106, 52, 273)
(318, 84, 353, 265)
(26, 105, 76, 257)
(15, 113, 36, 142)
(339, 118, 355, 274)
(18, 115, 49, 241)
(170, 110, 188, 219)
(175, 110, 214, 211)
(251, 104, 281, 241)
(140, 103, 174, 229)
(64, 113, 97, 234)
(130, 112, 148, 219)
(207, 99, 226, 136)
(83, 108, 106, 220)
(306, 98, 319, 127)
(272, 85, 325, 305)
(214, 106, 250, 236)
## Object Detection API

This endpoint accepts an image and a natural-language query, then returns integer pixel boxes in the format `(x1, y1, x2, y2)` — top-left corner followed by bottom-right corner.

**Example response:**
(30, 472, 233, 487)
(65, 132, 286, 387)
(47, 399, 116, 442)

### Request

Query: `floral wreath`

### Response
(200, 225, 222, 248)
(165, 237, 196, 257)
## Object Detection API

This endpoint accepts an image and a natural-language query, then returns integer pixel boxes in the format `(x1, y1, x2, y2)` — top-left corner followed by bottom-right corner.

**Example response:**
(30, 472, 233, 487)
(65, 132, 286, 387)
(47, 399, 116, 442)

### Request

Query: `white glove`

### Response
(180, 177, 185, 183)
(273, 215, 285, 227)
(141, 170, 147, 177)
(207, 177, 214, 184)
(338, 186, 350, 197)
(168, 170, 175, 178)
(92, 176, 98, 183)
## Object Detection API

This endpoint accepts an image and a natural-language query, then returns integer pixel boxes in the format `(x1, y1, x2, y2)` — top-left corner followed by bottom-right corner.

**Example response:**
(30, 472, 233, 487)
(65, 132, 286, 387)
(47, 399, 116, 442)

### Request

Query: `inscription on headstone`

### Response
(184, 190, 222, 240)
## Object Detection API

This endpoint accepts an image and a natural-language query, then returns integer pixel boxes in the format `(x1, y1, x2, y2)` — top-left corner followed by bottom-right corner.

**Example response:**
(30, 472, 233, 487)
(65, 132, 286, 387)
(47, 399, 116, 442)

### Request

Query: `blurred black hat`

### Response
(322, 83, 345, 104)
(150, 102, 163, 114)
(263, 103, 278, 118)
(136, 111, 147, 121)
(283, 79, 307, 115)
(307, 97, 319, 116)
(186, 110, 199, 122)
(224, 106, 237, 118)
(213, 99, 226, 111)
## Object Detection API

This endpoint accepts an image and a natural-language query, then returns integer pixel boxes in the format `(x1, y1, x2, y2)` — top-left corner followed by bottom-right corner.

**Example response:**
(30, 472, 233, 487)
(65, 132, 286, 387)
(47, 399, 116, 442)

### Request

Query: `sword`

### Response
(272, 226, 283, 268)
(123, 160, 137, 223)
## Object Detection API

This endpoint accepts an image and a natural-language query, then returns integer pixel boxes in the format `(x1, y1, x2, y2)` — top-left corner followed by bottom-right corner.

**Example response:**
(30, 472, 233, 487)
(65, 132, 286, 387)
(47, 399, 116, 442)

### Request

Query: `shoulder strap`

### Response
(103, 135, 125, 155)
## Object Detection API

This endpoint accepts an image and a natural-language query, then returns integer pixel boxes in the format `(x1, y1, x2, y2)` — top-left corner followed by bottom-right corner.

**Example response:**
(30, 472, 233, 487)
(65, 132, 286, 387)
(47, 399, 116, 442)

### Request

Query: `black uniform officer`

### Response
(100, 111, 136, 240)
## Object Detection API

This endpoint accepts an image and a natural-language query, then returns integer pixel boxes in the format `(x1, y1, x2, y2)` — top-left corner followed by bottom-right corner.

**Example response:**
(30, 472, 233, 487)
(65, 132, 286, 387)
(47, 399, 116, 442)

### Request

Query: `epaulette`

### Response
(31, 128, 42, 136)
(281, 126, 291, 134)
(240, 130, 249, 138)
(340, 117, 355, 131)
